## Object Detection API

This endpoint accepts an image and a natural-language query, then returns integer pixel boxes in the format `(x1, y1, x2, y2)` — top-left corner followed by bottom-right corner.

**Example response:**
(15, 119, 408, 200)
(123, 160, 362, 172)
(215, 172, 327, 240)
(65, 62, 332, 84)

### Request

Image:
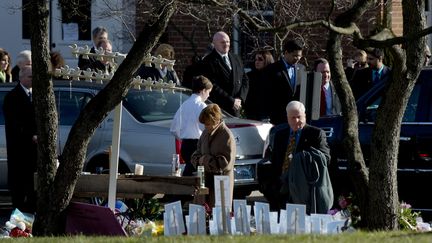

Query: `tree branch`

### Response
(355, 26, 432, 48)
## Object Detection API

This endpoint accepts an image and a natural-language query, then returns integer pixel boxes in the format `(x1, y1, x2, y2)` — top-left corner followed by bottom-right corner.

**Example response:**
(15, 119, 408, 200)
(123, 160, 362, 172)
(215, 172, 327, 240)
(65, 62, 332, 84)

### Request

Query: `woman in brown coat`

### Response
(191, 104, 236, 209)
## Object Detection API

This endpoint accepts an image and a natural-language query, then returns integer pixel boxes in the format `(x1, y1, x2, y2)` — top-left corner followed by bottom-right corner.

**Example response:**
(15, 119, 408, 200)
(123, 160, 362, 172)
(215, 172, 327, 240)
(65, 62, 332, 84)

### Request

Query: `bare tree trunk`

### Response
(31, 1, 177, 235)
(28, 0, 62, 235)
(367, 50, 404, 229)
(367, 0, 425, 230)
(325, 0, 374, 227)
(327, 31, 370, 227)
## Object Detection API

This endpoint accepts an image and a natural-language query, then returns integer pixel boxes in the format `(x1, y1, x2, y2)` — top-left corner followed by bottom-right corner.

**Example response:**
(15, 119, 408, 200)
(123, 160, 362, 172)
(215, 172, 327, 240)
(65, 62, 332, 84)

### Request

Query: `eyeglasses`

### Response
(255, 57, 264, 61)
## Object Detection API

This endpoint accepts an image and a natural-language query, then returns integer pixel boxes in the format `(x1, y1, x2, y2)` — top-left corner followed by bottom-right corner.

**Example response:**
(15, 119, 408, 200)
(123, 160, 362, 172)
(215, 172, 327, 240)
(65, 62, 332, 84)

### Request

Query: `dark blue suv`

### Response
(310, 67, 432, 215)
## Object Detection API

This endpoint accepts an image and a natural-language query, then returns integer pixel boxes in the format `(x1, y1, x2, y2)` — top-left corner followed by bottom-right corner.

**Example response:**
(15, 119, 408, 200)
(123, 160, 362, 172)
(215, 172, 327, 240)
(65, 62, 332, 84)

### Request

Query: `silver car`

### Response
(0, 81, 272, 197)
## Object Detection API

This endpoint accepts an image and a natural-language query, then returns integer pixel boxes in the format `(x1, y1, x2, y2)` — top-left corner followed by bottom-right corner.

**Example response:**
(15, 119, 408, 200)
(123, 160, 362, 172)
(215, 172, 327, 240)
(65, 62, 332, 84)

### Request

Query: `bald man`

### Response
(198, 31, 249, 117)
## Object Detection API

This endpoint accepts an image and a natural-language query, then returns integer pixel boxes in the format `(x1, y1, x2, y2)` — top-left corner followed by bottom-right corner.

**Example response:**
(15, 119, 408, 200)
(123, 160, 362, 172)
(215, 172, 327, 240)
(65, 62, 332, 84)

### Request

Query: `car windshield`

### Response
(123, 89, 232, 123)
(123, 90, 191, 122)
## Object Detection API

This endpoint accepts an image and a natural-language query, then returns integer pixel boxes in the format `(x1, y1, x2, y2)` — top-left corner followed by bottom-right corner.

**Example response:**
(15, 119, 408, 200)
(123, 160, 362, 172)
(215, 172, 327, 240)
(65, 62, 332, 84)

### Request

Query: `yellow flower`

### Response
(152, 224, 164, 236)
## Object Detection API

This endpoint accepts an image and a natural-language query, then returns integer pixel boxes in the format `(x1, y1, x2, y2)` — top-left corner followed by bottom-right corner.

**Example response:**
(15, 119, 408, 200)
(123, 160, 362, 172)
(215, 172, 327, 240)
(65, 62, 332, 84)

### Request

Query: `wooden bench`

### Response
(73, 174, 208, 204)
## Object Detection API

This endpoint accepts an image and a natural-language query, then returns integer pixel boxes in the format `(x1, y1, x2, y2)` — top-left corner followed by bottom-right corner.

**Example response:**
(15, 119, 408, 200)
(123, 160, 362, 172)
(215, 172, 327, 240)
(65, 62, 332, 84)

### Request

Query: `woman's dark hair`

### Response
(50, 51, 65, 69)
(0, 49, 12, 75)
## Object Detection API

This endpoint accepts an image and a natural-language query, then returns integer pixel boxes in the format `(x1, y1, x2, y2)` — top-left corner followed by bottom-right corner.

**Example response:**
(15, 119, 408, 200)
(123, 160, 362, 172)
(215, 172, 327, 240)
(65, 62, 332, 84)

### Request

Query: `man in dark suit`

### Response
(199, 31, 248, 117)
(78, 26, 109, 71)
(314, 58, 341, 117)
(265, 40, 306, 125)
(3, 65, 38, 213)
(79, 39, 114, 74)
(260, 101, 330, 211)
(350, 48, 392, 100)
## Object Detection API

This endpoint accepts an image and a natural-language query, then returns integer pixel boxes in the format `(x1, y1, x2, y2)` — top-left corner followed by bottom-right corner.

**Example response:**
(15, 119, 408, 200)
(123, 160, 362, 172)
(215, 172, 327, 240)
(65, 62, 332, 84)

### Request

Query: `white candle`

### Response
(135, 164, 144, 175)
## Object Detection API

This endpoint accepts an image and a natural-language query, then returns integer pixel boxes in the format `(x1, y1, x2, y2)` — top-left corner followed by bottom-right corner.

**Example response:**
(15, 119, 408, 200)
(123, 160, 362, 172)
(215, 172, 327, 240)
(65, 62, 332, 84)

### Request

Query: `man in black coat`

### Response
(265, 40, 306, 125)
(78, 26, 109, 71)
(259, 101, 330, 211)
(350, 48, 392, 100)
(199, 31, 249, 117)
(3, 65, 38, 213)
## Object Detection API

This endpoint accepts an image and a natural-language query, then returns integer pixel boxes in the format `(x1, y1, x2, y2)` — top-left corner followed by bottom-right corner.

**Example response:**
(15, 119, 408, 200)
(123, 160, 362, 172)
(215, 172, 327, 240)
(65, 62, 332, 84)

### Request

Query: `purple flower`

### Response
(401, 202, 411, 209)
(328, 208, 339, 215)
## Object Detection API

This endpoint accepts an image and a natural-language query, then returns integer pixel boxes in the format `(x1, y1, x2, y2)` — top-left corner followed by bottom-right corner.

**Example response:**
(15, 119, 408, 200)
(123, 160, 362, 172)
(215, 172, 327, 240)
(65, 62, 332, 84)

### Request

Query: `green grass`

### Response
(3, 231, 432, 243)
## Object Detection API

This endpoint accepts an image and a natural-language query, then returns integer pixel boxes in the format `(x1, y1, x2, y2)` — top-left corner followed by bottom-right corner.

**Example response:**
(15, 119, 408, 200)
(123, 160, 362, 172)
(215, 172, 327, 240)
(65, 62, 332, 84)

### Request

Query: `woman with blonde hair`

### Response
(155, 43, 175, 60)
(191, 104, 236, 208)
(136, 43, 180, 85)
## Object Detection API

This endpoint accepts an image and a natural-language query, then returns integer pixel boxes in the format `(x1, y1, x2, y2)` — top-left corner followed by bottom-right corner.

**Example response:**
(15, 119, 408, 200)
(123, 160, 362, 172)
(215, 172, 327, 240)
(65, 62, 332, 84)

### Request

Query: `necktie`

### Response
(28, 91, 32, 102)
(372, 71, 380, 84)
(320, 85, 326, 116)
(223, 55, 232, 70)
(282, 132, 297, 173)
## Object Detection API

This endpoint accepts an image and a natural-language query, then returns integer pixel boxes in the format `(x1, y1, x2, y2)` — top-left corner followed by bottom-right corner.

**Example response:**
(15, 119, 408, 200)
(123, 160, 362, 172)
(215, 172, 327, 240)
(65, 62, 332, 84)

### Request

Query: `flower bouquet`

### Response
(328, 193, 360, 229)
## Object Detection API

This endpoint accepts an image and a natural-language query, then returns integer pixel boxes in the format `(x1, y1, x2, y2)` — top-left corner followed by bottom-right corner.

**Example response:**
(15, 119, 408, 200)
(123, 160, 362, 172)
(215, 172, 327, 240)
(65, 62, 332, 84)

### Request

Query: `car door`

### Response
(358, 81, 422, 166)
(56, 88, 98, 156)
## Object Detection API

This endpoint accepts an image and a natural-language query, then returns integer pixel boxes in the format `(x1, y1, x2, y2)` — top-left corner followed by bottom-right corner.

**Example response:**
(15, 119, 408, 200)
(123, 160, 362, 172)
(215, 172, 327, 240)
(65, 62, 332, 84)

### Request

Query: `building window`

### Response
(22, 0, 91, 40)
(239, 11, 274, 69)
(61, 0, 91, 40)
(22, 0, 31, 39)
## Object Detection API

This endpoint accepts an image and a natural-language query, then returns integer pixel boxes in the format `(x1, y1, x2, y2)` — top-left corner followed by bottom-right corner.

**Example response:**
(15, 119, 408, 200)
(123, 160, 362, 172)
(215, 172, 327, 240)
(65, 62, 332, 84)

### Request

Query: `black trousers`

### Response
(8, 162, 36, 213)
(181, 139, 199, 176)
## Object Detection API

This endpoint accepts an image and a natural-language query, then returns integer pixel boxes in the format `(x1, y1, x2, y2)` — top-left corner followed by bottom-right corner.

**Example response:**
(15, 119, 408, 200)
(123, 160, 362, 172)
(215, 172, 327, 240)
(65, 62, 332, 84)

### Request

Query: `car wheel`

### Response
(87, 156, 130, 174)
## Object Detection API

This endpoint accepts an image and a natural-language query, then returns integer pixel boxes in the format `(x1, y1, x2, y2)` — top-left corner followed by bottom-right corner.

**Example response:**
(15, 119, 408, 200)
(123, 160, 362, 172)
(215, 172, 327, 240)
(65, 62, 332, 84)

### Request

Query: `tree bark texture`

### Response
(367, 0, 425, 230)
(327, 32, 370, 226)
(325, 0, 373, 227)
(27, 0, 63, 235)
(31, 2, 177, 235)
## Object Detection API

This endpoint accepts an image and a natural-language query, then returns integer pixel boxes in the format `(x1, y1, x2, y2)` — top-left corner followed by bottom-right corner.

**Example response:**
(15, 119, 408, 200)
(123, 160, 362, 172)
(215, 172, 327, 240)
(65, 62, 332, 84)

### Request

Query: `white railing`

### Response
(53, 44, 185, 92)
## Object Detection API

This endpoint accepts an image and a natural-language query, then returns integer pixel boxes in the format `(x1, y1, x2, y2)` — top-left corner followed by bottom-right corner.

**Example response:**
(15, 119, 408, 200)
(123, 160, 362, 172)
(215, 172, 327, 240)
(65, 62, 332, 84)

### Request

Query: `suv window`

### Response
(365, 84, 421, 122)
(56, 91, 92, 125)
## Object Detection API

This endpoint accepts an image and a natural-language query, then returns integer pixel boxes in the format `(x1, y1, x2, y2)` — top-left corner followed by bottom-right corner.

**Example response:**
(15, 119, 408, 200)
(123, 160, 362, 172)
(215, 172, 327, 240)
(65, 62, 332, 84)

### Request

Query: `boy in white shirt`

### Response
(170, 75, 213, 175)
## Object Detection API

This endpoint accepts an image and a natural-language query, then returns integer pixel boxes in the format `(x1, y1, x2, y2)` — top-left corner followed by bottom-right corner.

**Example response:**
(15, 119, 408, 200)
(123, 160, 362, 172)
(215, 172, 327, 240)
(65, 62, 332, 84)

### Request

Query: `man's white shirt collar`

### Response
(216, 50, 229, 59)
(323, 82, 330, 90)
(20, 83, 31, 94)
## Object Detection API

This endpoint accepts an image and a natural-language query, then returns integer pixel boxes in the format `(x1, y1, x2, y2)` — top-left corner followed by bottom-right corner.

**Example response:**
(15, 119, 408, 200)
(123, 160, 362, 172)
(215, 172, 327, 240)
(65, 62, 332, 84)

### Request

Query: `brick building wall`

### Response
(392, 0, 403, 36)
(136, 1, 402, 79)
